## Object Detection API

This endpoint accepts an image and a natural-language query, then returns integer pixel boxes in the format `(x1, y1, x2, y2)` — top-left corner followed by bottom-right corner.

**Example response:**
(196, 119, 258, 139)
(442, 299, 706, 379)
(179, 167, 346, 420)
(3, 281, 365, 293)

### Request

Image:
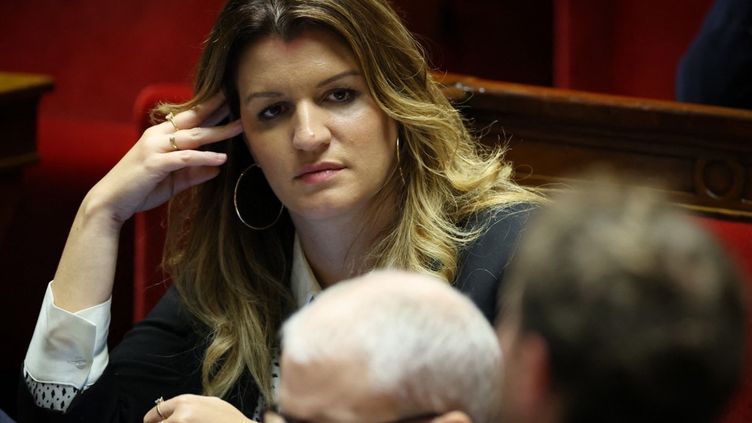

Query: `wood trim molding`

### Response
(437, 73, 752, 220)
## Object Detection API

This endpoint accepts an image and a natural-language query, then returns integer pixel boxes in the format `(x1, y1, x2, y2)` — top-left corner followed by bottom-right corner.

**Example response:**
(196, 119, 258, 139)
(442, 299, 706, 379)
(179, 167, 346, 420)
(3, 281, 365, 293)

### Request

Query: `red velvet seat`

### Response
(131, 84, 193, 322)
(696, 217, 752, 423)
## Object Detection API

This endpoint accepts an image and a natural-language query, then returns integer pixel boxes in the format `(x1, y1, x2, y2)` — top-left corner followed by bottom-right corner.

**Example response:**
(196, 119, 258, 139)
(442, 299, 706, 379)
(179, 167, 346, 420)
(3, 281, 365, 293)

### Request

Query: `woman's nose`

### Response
(292, 101, 331, 151)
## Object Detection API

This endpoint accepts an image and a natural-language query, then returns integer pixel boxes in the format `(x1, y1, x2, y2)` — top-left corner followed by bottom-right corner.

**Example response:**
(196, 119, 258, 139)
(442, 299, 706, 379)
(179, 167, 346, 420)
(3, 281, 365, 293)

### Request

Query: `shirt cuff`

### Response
(24, 281, 111, 389)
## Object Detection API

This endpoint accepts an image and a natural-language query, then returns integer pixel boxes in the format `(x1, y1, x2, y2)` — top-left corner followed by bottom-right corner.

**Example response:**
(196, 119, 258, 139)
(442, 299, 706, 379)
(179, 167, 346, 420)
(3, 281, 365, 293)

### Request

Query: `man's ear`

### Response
(515, 332, 552, 414)
(431, 410, 472, 423)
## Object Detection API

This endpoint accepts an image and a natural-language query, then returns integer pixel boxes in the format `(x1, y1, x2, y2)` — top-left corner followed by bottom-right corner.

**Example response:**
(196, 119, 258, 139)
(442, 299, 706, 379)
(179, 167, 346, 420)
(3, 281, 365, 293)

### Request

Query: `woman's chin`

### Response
(288, 204, 344, 222)
(287, 199, 365, 224)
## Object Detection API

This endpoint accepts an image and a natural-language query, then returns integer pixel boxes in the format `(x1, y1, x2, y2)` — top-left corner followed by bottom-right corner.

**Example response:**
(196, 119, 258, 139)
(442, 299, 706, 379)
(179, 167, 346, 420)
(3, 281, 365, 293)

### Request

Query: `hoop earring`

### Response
(396, 137, 407, 186)
(233, 164, 284, 230)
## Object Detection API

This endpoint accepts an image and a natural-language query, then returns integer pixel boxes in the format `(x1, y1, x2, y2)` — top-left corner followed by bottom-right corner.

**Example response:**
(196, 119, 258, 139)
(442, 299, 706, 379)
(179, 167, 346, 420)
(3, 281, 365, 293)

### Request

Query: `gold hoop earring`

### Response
(396, 137, 407, 186)
(233, 164, 284, 230)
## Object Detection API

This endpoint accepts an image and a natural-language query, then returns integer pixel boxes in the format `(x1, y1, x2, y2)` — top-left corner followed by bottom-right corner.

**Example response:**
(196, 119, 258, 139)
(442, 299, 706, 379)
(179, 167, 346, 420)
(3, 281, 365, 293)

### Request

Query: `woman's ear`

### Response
(431, 410, 472, 423)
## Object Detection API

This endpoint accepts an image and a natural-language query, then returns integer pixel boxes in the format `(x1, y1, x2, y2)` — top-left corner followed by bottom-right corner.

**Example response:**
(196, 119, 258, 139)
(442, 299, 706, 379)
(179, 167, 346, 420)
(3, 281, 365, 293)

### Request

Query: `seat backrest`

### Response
(553, 0, 713, 100)
(132, 84, 192, 322)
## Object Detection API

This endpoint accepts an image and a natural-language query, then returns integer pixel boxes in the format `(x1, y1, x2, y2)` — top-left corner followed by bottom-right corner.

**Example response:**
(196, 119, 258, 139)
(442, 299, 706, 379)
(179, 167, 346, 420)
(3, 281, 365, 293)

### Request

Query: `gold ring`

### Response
(165, 112, 179, 131)
(155, 396, 166, 419)
(169, 135, 179, 151)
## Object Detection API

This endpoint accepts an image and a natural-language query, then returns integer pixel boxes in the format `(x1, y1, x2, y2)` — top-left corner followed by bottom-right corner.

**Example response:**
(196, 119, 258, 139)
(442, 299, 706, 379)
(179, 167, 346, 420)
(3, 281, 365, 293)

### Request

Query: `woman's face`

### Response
(236, 29, 398, 224)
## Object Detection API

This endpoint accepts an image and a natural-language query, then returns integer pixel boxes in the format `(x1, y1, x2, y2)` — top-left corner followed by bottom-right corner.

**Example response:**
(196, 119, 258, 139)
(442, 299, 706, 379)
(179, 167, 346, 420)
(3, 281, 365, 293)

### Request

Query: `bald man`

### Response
(272, 270, 502, 423)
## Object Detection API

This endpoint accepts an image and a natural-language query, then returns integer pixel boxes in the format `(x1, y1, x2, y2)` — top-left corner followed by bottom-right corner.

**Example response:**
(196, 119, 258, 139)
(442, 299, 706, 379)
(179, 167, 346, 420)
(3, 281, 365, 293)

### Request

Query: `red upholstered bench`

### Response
(131, 84, 194, 321)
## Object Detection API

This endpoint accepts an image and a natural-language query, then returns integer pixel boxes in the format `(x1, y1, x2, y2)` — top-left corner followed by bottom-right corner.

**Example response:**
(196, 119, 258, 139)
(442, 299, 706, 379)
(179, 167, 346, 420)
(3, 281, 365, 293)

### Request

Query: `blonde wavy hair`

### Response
(160, 0, 541, 403)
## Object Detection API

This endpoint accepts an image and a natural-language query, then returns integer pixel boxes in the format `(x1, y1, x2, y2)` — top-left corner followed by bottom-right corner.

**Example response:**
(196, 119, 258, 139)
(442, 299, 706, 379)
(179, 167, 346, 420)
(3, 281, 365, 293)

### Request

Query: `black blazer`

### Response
(18, 205, 533, 422)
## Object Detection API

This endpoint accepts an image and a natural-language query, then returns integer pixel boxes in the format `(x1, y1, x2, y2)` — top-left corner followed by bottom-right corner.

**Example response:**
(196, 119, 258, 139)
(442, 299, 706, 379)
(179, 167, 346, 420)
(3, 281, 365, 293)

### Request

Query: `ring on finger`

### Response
(168, 134, 180, 151)
(165, 112, 179, 131)
(155, 396, 166, 418)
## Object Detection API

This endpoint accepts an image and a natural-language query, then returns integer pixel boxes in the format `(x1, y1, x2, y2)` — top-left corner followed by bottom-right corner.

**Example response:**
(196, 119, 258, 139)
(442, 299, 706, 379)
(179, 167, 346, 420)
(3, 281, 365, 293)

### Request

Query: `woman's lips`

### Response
(295, 163, 345, 184)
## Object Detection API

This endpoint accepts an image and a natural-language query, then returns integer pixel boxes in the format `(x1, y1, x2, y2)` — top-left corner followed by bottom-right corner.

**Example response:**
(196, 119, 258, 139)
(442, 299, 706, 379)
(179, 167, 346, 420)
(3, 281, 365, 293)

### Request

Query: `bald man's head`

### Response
(279, 270, 501, 423)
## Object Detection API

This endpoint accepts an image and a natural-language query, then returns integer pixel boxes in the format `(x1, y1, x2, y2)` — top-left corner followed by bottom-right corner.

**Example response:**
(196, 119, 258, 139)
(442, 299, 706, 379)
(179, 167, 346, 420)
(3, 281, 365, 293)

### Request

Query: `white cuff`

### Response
(24, 281, 111, 389)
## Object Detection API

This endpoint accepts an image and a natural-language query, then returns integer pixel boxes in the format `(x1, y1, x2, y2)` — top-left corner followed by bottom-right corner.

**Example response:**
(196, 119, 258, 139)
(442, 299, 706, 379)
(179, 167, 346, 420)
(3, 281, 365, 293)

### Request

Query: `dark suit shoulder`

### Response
(454, 203, 536, 323)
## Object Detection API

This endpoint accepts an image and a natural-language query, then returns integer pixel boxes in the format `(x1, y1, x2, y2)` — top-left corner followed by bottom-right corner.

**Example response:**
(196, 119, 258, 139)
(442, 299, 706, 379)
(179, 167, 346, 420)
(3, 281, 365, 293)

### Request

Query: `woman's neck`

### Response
(291, 199, 397, 288)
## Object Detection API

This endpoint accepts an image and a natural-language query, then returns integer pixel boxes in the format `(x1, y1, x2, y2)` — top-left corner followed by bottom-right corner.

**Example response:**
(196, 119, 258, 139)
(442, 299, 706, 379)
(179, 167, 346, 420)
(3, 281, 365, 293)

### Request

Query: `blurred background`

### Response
(0, 0, 724, 419)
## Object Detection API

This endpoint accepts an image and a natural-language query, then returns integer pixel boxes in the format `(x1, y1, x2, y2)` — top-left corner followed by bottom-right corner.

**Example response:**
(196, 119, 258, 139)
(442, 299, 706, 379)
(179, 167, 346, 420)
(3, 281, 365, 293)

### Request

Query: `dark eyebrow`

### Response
(316, 70, 360, 87)
(244, 70, 361, 105)
(245, 91, 282, 105)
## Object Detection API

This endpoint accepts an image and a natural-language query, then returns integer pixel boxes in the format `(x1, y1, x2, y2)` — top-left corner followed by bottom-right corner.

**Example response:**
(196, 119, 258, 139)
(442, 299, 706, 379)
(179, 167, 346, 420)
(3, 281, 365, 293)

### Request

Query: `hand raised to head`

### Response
(88, 94, 243, 226)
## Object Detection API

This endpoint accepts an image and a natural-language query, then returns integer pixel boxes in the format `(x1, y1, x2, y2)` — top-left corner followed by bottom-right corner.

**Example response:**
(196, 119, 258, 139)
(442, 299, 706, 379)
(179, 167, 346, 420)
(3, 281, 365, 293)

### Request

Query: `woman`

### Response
(21, 0, 539, 421)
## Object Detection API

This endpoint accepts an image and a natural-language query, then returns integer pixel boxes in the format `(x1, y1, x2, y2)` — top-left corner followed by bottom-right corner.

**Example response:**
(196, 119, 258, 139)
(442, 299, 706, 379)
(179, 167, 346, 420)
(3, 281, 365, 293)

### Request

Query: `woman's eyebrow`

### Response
(245, 91, 282, 105)
(244, 70, 361, 104)
(316, 70, 360, 87)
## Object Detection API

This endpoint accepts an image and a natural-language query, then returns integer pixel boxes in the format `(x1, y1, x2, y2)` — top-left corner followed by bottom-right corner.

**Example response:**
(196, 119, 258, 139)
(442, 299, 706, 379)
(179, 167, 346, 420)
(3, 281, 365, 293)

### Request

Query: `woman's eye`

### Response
(259, 103, 288, 120)
(326, 88, 357, 103)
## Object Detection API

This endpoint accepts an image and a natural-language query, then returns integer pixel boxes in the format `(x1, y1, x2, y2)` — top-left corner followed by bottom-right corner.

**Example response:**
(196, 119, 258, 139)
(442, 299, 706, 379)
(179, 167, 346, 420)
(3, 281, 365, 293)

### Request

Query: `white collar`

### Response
(291, 234, 322, 308)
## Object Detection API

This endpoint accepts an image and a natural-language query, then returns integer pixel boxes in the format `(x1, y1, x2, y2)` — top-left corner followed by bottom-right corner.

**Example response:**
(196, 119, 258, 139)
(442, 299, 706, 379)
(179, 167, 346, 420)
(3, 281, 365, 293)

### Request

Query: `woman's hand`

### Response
(143, 394, 256, 423)
(88, 94, 243, 225)
(51, 94, 243, 312)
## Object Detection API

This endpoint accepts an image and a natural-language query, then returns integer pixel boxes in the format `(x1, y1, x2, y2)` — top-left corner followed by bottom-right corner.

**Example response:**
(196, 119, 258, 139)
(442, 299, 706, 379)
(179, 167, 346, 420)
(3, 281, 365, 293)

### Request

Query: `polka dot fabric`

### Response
(252, 353, 282, 421)
(25, 372, 80, 412)
(25, 355, 281, 417)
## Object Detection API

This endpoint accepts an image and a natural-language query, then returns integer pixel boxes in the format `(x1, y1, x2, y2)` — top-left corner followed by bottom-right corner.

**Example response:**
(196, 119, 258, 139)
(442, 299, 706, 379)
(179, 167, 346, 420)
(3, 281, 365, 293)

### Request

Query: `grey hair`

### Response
(281, 270, 501, 423)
